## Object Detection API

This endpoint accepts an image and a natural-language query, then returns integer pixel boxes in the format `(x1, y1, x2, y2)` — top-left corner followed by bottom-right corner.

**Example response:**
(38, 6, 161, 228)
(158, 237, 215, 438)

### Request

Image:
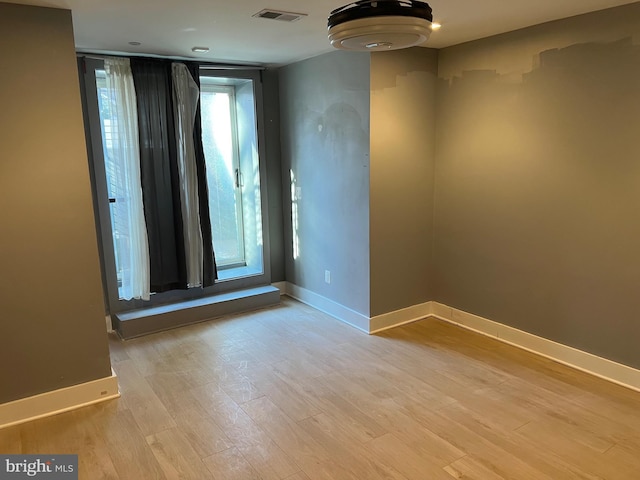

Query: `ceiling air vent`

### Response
(252, 9, 307, 22)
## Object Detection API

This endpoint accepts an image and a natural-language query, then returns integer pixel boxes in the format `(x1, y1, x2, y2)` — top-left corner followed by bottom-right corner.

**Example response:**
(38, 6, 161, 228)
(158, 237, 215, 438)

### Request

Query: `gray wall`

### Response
(279, 51, 371, 315)
(370, 48, 438, 316)
(0, 3, 112, 403)
(434, 3, 640, 369)
(263, 69, 285, 282)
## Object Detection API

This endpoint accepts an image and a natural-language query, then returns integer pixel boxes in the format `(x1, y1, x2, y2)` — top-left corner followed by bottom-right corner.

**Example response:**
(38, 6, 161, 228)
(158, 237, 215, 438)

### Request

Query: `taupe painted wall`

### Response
(370, 48, 438, 316)
(279, 51, 371, 315)
(434, 3, 640, 368)
(0, 3, 112, 403)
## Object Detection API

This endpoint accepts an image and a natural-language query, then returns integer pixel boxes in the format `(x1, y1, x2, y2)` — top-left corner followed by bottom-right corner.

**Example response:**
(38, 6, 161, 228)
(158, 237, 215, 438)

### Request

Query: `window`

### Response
(200, 83, 245, 267)
(81, 58, 268, 311)
(95, 70, 129, 295)
(199, 74, 264, 281)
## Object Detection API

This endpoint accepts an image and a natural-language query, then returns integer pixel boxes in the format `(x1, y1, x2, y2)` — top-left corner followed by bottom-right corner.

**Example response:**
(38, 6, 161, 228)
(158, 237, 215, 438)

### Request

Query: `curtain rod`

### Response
(77, 53, 266, 70)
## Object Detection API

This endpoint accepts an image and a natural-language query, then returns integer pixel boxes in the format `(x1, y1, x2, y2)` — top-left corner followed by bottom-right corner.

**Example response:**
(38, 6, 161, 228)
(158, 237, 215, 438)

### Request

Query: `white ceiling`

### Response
(6, 0, 640, 66)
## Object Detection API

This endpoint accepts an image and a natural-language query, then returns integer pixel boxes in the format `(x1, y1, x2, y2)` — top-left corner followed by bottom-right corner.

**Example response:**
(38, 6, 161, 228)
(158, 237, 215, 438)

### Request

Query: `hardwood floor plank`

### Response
(302, 379, 388, 444)
(515, 417, 614, 454)
(512, 418, 640, 480)
(99, 409, 168, 479)
(435, 401, 599, 480)
(599, 443, 640, 479)
(146, 371, 208, 418)
(220, 377, 264, 405)
(296, 414, 410, 480)
(203, 447, 262, 480)
(443, 455, 507, 480)
(365, 433, 455, 480)
(111, 359, 176, 436)
(318, 371, 466, 466)
(283, 472, 313, 480)
(173, 407, 234, 458)
(146, 427, 215, 479)
(19, 413, 83, 453)
(4, 299, 639, 480)
(493, 377, 640, 447)
(107, 332, 130, 363)
(235, 440, 300, 480)
(0, 425, 22, 453)
(385, 397, 558, 480)
(250, 371, 324, 422)
(72, 407, 121, 480)
(241, 396, 360, 480)
(191, 383, 273, 449)
(120, 338, 176, 377)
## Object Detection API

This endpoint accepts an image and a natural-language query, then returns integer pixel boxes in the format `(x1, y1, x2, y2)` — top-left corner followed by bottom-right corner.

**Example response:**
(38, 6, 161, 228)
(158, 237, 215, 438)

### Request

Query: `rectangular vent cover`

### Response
(252, 9, 307, 22)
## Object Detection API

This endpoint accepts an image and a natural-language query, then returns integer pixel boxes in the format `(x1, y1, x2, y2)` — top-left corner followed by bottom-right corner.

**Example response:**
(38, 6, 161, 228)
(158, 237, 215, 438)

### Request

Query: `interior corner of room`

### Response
(2, 0, 640, 429)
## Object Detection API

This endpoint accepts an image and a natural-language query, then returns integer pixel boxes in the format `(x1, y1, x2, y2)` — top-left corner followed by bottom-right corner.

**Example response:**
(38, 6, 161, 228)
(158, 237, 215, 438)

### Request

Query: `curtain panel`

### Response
(130, 57, 217, 293)
(172, 62, 204, 288)
(103, 57, 151, 301)
(186, 62, 217, 287)
(131, 57, 187, 293)
(171, 62, 217, 288)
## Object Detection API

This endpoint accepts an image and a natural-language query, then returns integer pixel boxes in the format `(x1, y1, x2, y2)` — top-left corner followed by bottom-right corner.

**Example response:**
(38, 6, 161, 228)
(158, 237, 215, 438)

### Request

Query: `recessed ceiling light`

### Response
(431, 22, 442, 30)
(191, 46, 210, 53)
(128, 41, 141, 46)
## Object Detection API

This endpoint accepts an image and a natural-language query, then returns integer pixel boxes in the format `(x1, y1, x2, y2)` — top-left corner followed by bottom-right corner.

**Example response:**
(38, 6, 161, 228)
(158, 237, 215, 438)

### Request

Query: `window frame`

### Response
(199, 82, 247, 269)
(79, 57, 272, 316)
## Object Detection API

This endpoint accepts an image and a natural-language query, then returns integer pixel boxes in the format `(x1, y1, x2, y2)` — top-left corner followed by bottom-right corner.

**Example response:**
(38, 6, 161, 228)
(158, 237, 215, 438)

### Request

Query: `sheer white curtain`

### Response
(172, 63, 204, 288)
(104, 57, 150, 300)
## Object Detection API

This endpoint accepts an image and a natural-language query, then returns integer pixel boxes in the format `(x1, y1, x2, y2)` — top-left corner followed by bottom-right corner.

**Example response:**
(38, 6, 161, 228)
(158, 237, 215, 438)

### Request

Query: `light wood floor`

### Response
(3, 298, 640, 479)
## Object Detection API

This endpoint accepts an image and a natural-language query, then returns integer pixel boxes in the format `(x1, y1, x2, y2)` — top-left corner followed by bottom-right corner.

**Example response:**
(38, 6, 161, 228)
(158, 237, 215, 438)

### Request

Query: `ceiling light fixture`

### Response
(431, 21, 441, 30)
(191, 46, 210, 53)
(328, 0, 433, 52)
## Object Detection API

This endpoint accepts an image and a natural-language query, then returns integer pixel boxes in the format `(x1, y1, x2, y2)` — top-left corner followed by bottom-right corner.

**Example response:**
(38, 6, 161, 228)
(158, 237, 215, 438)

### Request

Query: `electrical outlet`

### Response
(324, 270, 331, 284)
(295, 186, 302, 200)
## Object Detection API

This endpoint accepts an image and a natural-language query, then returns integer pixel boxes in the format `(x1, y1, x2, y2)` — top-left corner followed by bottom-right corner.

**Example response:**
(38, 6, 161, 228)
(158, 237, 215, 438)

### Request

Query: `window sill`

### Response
(113, 285, 280, 339)
(217, 265, 263, 282)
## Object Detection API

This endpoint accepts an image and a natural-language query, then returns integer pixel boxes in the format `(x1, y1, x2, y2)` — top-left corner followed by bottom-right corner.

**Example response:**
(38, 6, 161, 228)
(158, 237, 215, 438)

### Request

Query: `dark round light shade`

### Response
(328, 1, 433, 51)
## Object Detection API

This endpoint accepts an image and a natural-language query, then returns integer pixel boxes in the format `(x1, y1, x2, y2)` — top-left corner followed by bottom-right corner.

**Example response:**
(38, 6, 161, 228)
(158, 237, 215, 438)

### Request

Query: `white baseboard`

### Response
(431, 303, 640, 393)
(284, 282, 370, 333)
(0, 372, 120, 429)
(370, 301, 434, 333)
(282, 282, 434, 334)
(280, 282, 640, 392)
(271, 281, 288, 296)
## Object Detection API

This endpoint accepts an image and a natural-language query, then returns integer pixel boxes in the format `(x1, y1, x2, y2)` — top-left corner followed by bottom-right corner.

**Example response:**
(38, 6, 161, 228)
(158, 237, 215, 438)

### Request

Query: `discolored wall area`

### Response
(433, 3, 640, 368)
(370, 48, 439, 317)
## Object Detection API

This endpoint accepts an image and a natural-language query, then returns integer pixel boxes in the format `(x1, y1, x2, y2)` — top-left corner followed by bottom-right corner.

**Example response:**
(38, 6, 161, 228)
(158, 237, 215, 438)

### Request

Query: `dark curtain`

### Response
(186, 62, 217, 286)
(131, 58, 187, 292)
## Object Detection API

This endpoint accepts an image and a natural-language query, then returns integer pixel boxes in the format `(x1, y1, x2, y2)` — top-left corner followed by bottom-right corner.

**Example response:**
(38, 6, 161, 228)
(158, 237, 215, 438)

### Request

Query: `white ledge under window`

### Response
(217, 265, 264, 282)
